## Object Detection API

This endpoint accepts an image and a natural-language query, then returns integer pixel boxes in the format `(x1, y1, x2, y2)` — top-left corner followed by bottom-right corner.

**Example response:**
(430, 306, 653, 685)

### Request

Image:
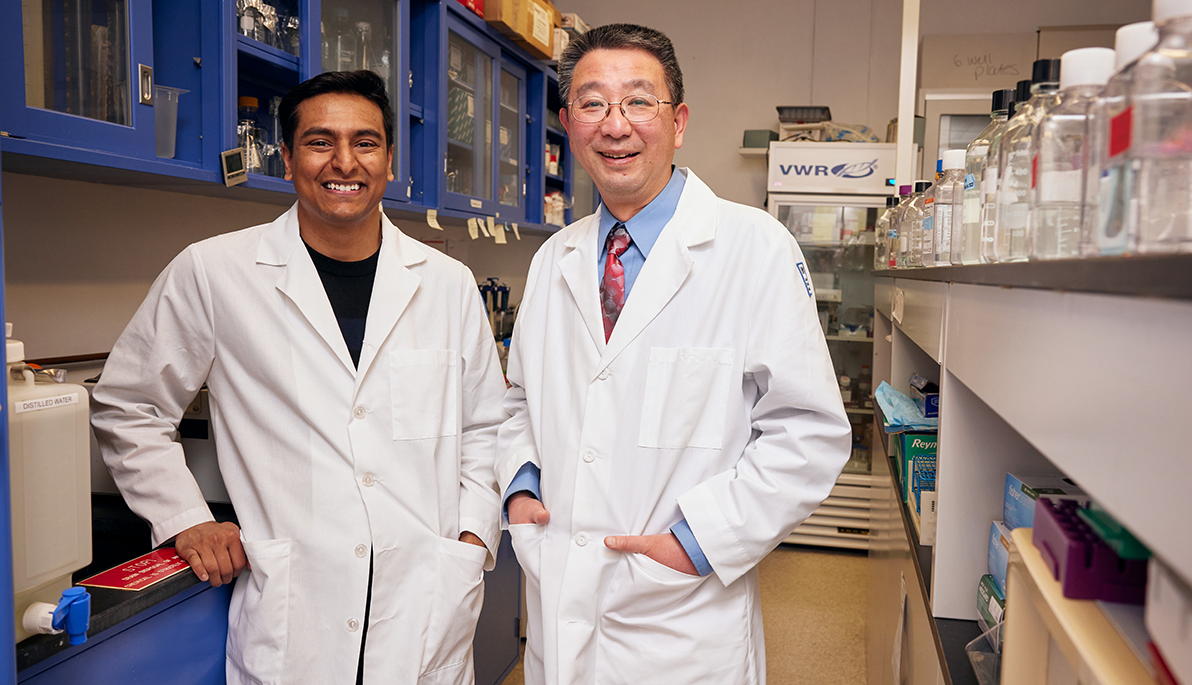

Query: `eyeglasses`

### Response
(567, 94, 674, 124)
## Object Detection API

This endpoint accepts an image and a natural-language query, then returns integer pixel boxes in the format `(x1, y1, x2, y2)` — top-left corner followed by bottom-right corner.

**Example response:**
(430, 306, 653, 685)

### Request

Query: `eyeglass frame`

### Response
(565, 93, 676, 124)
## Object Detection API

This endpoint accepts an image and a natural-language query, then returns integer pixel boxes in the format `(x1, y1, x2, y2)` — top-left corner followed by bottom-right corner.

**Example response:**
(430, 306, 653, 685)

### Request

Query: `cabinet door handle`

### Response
(139, 65, 154, 105)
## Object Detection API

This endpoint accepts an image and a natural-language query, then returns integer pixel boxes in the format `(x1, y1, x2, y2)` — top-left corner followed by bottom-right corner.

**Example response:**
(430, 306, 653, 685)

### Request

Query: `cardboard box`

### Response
(988, 520, 1012, 597)
(561, 12, 590, 36)
(484, 0, 522, 38)
(512, 0, 561, 61)
(1003, 473, 1089, 531)
(894, 431, 936, 496)
(919, 33, 1037, 91)
(552, 27, 569, 62)
(976, 574, 1006, 648)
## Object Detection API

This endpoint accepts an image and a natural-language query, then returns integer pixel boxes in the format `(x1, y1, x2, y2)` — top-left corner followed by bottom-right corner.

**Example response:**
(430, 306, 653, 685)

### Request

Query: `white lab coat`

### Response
(92, 205, 508, 685)
(497, 169, 852, 685)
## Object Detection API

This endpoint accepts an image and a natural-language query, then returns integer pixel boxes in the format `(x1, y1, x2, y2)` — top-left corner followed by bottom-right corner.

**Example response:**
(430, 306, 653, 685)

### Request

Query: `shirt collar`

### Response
(597, 167, 686, 258)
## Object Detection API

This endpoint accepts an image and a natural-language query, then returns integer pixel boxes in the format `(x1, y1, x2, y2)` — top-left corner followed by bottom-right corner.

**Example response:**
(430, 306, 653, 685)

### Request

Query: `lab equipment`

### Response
(1031, 497, 1148, 604)
(904, 181, 932, 267)
(1031, 48, 1115, 260)
(153, 85, 189, 159)
(934, 149, 965, 265)
(961, 89, 1014, 264)
(980, 80, 1031, 263)
(237, 96, 267, 174)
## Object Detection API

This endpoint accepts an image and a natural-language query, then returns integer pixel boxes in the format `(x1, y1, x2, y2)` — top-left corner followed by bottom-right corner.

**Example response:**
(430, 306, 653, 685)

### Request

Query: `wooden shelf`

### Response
(1003, 528, 1155, 684)
(874, 254, 1192, 301)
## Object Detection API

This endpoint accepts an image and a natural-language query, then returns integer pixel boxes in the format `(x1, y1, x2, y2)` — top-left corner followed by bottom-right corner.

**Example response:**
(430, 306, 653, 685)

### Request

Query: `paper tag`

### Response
(470, 199, 483, 209)
(479, 219, 491, 238)
(531, 4, 550, 44)
(79, 549, 191, 591)
(511, 223, 521, 240)
(494, 223, 508, 244)
(964, 174, 976, 191)
(426, 209, 442, 230)
(892, 288, 905, 324)
(15, 392, 79, 414)
(486, 216, 496, 237)
(467, 219, 480, 240)
(989, 596, 1004, 622)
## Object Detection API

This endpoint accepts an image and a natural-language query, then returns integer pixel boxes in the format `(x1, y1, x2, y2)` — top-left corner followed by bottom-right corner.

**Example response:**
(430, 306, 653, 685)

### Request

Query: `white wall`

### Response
(558, 0, 1150, 208)
(0, 173, 545, 359)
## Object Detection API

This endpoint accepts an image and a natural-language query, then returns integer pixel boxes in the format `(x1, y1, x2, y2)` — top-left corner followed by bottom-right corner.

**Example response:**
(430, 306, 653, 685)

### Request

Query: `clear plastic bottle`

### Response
(237, 96, 266, 174)
(960, 88, 1014, 264)
(935, 149, 966, 265)
(334, 9, 355, 73)
(875, 195, 897, 270)
(1032, 48, 1117, 260)
(1130, 0, 1192, 253)
(996, 61, 1062, 262)
(1082, 22, 1159, 256)
(921, 176, 937, 267)
(890, 185, 913, 268)
(981, 80, 1032, 262)
(905, 181, 933, 268)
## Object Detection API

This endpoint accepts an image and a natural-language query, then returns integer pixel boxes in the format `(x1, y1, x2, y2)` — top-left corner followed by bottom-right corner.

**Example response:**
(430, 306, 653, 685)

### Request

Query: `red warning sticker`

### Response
(79, 549, 191, 591)
(1110, 106, 1133, 158)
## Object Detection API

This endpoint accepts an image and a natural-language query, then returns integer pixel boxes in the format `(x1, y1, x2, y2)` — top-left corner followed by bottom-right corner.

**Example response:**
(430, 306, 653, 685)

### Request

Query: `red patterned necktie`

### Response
(600, 223, 632, 342)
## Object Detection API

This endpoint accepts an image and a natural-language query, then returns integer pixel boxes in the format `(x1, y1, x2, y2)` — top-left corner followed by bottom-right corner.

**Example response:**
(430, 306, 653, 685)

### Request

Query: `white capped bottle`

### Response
(935, 149, 966, 265)
(906, 181, 932, 268)
(921, 177, 937, 267)
(1032, 47, 1116, 260)
(1130, 0, 1192, 253)
(996, 60, 1062, 262)
(960, 89, 1014, 264)
(890, 185, 913, 268)
(875, 195, 897, 271)
(1082, 22, 1159, 256)
(982, 80, 1032, 262)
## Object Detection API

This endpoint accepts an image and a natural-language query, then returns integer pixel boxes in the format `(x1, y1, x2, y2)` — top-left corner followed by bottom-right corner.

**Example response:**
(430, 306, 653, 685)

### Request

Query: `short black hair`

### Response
(279, 70, 394, 150)
(558, 24, 684, 106)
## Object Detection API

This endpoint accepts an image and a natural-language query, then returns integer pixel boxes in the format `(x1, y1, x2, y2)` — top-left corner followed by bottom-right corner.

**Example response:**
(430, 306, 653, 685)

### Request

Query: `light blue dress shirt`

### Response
(504, 169, 712, 576)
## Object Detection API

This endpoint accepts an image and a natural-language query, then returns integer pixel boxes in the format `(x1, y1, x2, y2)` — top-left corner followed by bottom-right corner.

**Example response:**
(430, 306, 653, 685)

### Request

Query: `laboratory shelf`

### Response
(844, 407, 875, 415)
(825, 335, 875, 342)
(738, 147, 768, 157)
(545, 172, 564, 183)
(447, 138, 475, 152)
(236, 34, 300, 71)
(546, 126, 566, 139)
(448, 75, 478, 93)
(408, 104, 425, 120)
(874, 254, 1192, 301)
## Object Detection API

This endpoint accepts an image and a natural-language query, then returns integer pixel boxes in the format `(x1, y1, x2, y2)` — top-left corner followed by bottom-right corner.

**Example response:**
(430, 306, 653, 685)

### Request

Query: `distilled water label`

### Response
(15, 392, 80, 414)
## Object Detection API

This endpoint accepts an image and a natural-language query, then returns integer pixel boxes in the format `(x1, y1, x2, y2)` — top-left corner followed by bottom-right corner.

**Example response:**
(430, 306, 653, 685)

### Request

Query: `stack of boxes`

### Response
(484, 0, 562, 61)
(555, 12, 590, 62)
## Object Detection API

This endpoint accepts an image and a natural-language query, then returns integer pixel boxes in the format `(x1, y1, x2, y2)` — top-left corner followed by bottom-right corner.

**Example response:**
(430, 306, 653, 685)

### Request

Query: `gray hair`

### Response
(558, 23, 684, 107)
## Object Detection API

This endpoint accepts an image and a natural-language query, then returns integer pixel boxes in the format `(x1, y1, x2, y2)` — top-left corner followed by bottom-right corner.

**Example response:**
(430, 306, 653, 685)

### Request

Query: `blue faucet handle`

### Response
(51, 587, 91, 646)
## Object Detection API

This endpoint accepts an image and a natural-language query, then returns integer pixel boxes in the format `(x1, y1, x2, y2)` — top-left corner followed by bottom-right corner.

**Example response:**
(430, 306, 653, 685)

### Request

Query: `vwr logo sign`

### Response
(779, 159, 879, 179)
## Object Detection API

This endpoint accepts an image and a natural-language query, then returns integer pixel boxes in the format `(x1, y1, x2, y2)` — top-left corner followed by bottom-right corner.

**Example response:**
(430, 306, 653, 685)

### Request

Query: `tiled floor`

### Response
(501, 544, 869, 684)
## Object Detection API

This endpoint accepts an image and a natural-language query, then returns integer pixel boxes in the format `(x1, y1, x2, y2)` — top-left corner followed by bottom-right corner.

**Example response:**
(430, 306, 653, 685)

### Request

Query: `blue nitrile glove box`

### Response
(1003, 473, 1089, 531)
(988, 520, 1012, 597)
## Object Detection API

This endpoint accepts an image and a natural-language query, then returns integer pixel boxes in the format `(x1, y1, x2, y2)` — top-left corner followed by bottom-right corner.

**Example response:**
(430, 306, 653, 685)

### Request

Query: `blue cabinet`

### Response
(0, 0, 585, 232)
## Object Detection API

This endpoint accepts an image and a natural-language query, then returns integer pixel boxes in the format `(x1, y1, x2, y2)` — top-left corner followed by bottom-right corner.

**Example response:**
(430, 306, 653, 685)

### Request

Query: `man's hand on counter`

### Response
(175, 521, 248, 587)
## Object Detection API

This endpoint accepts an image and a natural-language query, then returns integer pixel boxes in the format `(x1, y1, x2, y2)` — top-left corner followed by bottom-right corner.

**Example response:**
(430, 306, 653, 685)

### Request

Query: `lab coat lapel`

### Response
(599, 170, 717, 369)
(557, 215, 605, 354)
(259, 205, 356, 375)
(355, 216, 424, 381)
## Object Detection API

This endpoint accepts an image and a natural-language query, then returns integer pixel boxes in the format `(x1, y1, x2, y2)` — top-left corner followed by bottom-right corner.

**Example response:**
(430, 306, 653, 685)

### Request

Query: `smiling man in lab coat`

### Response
(499, 24, 853, 685)
(91, 71, 507, 685)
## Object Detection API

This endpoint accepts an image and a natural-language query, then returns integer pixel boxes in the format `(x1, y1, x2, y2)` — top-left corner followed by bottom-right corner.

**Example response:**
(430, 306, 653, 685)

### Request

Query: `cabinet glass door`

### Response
(22, 0, 131, 126)
(446, 30, 492, 201)
(498, 66, 523, 211)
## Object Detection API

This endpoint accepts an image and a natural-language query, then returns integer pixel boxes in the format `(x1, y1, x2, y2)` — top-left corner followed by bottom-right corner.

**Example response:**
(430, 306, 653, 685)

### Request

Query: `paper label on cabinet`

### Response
(531, 5, 550, 44)
(494, 222, 508, 244)
(426, 209, 442, 230)
(486, 216, 496, 238)
(15, 392, 79, 414)
(470, 198, 483, 209)
(511, 223, 521, 240)
(892, 288, 905, 324)
(467, 219, 480, 239)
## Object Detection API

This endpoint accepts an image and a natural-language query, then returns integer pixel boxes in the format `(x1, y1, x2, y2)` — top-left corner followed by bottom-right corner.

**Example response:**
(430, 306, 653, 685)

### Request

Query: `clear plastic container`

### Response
(996, 60, 1062, 262)
(889, 185, 912, 268)
(935, 149, 966, 265)
(981, 80, 1032, 262)
(875, 196, 897, 270)
(1032, 48, 1116, 260)
(153, 85, 189, 159)
(1082, 21, 1159, 256)
(905, 181, 933, 268)
(1129, 1, 1192, 253)
(960, 89, 1014, 265)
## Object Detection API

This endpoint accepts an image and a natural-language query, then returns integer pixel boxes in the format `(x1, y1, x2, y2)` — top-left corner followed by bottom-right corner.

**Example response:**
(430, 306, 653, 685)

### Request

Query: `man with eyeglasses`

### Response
(497, 23, 851, 685)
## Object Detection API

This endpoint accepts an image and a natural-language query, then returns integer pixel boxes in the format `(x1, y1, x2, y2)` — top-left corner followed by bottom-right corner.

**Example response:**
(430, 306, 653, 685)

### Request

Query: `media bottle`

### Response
(1082, 22, 1158, 256)
(890, 185, 913, 268)
(1032, 48, 1116, 260)
(960, 89, 1014, 264)
(996, 60, 1062, 262)
(935, 149, 966, 265)
(875, 196, 897, 270)
(1129, 0, 1192, 253)
(905, 181, 933, 268)
(921, 177, 937, 267)
(981, 80, 1032, 262)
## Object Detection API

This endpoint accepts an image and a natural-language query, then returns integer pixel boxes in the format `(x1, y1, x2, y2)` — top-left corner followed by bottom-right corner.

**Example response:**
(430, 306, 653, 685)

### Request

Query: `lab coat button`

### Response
(355, 544, 368, 558)
(597, 369, 610, 381)
(575, 533, 589, 546)
(353, 406, 367, 419)
(362, 473, 376, 487)
(582, 451, 596, 463)
(347, 618, 360, 632)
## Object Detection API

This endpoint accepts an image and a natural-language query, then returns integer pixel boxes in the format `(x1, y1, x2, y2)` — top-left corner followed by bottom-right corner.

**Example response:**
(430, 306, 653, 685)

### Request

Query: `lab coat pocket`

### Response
(508, 523, 546, 586)
(390, 349, 460, 441)
(419, 537, 486, 682)
(639, 347, 735, 449)
(226, 538, 292, 685)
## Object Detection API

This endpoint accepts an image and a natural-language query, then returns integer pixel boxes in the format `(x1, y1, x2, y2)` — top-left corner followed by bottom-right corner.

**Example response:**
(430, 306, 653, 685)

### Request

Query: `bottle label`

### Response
(1110, 106, 1132, 158)
(964, 174, 976, 191)
(923, 216, 933, 234)
(15, 392, 80, 414)
(1031, 154, 1038, 189)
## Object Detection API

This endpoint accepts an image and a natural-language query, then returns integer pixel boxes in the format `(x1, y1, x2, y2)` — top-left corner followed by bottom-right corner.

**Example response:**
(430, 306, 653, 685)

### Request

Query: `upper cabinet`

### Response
(0, 0, 585, 232)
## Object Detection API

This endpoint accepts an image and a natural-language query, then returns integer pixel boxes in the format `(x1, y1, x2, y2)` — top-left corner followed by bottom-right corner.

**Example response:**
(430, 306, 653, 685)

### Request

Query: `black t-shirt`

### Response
(305, 242, 379, 368)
